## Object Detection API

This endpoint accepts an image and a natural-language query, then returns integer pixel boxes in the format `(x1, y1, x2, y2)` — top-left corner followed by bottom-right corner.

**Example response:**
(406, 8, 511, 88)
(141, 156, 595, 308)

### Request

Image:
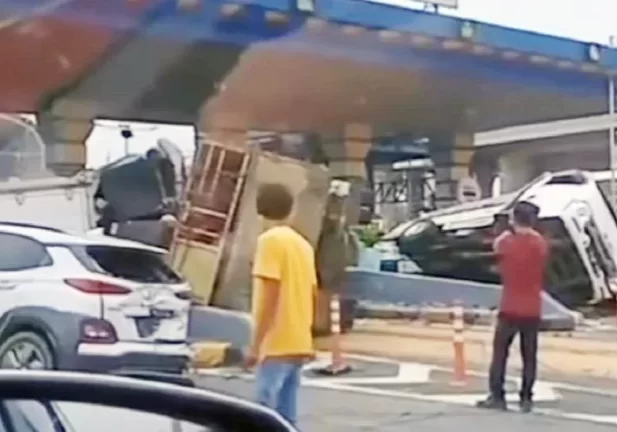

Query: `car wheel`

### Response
(0, 331, 55, 370)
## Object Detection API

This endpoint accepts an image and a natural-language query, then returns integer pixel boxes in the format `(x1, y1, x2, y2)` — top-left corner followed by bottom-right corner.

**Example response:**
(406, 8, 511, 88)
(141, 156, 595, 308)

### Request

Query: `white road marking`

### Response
(543, 381, 617, 398)
(336, 353, 617, 399)
(307, 380, 436, 399)
(535, 409, 617, 426)
(195, 368, 617, 427)
(195, 353, 617, 427)
(195, 353, 432, 386)
(194, 367, 251, 379)
(306, 362, 431, 385)
(421, 384, 561, 405)
(305, 380, 617, 428)
(307, 378, 560, 404)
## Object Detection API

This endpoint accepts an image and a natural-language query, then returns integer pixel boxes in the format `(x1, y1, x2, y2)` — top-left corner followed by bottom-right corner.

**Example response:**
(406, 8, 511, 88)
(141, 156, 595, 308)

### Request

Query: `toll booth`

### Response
(366, 135, 434, 228)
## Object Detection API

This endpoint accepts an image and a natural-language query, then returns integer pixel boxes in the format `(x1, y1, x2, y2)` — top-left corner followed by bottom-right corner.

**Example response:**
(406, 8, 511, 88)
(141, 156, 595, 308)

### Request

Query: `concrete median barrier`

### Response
(347, 269, 578, 331)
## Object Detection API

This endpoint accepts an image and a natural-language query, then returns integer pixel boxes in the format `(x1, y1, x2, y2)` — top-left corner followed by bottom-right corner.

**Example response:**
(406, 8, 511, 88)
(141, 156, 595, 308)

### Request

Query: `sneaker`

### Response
(476, 395, 507, 411)
(519, 399, 533, 413)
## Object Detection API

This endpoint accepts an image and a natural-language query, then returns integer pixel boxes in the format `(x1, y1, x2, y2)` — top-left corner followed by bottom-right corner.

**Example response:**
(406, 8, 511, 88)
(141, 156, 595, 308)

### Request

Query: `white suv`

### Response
(0, 222, 192, 374)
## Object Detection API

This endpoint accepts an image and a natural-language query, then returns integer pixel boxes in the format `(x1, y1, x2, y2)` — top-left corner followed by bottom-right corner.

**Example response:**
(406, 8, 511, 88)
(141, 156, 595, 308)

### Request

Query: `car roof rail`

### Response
(0, 222, 67, 233)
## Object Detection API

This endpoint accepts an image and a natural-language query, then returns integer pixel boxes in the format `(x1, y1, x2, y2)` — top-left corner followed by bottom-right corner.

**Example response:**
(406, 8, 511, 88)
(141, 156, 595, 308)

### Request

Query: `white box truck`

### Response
(0, 173, 96, 234)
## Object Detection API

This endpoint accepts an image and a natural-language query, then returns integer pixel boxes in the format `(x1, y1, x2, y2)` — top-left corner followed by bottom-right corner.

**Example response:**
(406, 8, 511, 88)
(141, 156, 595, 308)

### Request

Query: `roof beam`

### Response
(474, 114, 617, 147)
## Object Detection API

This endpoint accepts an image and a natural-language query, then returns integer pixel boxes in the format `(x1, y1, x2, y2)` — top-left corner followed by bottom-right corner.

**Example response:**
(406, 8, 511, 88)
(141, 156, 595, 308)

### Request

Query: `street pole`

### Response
(609, 77, 616, 210)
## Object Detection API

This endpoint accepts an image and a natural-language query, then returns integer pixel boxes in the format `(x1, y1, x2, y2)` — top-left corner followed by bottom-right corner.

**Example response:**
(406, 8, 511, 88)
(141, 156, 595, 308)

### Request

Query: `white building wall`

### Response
(475, 115, 614, 192)
(498, 152, 534, 193)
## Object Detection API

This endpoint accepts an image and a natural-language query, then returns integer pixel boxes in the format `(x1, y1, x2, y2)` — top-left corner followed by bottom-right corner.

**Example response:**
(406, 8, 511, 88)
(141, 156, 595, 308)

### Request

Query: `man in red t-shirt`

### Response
(477, 201, 548, 413)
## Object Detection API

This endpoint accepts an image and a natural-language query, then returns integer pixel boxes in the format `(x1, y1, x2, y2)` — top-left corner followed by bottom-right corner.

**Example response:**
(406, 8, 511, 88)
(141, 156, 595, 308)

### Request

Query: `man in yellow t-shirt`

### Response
(245, 183, 316, 426)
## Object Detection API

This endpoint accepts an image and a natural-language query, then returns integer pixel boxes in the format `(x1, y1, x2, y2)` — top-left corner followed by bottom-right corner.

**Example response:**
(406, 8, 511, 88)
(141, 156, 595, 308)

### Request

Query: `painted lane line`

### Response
(309, 381, 617, 427)
(306, 381, 560, 405)
(339, 353, 611, 398)
(421, 388, 561, 405)
(194, 367, 252, 379)
(543, 381, 617, 398)
(306, 380, 446, 400)
(535, 409, 617, 426)
(196, 367, 617, 427)
(305, 362, 432, 385)
(196, 362, 432, 387)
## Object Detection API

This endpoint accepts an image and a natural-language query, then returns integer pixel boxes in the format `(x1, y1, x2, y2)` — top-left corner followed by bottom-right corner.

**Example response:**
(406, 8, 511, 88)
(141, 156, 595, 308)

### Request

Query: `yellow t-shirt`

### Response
(252, 225, 316, 359)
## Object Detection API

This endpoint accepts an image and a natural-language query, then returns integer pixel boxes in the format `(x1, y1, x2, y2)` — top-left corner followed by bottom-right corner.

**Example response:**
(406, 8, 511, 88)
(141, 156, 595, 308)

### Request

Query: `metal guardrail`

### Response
(356, 302, 497, 326)
(355, 301, 580, 332)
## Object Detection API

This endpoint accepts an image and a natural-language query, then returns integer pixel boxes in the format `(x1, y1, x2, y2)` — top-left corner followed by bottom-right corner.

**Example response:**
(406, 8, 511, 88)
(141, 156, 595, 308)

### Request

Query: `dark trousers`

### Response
(488, 315, 539, 401)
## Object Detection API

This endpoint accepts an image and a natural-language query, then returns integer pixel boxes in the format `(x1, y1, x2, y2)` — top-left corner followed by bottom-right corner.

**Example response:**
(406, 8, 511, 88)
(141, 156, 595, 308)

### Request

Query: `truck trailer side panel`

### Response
(0, 176, 95, 233)
(212, 151, 329, 311)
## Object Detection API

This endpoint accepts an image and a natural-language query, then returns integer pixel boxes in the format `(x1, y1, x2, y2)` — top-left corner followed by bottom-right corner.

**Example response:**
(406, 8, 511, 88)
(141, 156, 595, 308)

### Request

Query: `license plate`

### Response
(123, 306, 151, 318)
(154, 318, 187, 342)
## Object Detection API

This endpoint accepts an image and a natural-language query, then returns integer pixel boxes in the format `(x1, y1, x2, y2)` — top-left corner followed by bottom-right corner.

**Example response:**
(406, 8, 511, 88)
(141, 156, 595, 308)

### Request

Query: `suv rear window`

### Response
(73, 245, 183, 284)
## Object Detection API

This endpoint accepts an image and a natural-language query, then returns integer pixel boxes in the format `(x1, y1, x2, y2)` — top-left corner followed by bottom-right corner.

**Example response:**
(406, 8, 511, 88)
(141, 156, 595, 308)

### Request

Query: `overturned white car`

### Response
(376, 170, 617, 308)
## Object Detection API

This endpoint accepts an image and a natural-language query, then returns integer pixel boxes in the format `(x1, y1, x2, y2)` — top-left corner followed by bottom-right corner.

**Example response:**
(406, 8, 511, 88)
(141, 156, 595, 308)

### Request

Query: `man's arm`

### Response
(250, 235, 282, 358)
(493, 230, 510, 257)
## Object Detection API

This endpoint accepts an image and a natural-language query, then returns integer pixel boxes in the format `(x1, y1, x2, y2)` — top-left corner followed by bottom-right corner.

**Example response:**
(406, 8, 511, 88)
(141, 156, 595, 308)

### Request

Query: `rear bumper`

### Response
(74, 342, 191, 374)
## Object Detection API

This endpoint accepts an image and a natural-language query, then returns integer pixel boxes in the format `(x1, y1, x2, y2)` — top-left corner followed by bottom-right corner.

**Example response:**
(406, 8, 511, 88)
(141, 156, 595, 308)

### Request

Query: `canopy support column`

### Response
(609, 77, 616, 209)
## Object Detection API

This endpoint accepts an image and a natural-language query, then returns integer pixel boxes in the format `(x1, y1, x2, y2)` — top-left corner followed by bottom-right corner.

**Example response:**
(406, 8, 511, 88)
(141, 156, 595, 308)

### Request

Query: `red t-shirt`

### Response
(493, 229, 549, 319)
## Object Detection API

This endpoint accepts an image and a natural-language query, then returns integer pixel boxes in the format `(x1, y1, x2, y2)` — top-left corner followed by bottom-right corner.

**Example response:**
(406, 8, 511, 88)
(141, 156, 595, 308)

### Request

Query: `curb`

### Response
(352, 323, 617, 357)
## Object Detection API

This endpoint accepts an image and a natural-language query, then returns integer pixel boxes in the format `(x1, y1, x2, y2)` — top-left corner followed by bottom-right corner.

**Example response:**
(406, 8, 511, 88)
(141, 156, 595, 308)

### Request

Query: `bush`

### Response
(356, 225, 382, 248)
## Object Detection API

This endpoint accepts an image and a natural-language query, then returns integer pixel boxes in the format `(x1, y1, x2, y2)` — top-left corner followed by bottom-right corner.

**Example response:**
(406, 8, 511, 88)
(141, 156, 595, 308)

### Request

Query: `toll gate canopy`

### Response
(2, 0, 617, 169)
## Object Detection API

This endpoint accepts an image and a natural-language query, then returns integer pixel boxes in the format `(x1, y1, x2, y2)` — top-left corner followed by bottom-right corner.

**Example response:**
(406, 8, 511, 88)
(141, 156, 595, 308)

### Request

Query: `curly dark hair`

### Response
(256, 183, 294, 221)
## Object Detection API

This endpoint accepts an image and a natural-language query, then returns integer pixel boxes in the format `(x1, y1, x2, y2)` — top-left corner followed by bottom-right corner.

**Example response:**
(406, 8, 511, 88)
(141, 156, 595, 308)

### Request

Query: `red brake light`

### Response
(80, 318, 118, 344)
(65, 279, 131, 295)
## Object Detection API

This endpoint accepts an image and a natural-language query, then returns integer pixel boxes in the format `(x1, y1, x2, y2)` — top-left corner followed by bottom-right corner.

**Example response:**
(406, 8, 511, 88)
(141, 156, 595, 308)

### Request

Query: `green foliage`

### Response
(355, 225, 382, 248)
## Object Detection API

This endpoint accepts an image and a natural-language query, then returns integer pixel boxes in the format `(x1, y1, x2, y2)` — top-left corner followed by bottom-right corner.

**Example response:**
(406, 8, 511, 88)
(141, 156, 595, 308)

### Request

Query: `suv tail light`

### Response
(65, 279, 131, 295)
(80, 318, 118, 344)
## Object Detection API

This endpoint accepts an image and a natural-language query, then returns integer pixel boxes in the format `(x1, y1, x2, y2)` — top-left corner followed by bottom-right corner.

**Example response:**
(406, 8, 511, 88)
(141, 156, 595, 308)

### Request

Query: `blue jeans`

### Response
(256, 359, 303, 425)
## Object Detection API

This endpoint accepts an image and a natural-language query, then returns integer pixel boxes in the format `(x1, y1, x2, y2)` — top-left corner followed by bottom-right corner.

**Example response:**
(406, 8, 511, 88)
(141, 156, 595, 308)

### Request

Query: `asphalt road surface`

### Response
(193, 354, 617, 431)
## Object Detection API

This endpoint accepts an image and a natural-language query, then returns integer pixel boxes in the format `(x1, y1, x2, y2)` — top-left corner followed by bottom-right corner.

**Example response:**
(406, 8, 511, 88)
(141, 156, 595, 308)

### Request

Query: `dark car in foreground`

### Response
(0, 370, 297, 432)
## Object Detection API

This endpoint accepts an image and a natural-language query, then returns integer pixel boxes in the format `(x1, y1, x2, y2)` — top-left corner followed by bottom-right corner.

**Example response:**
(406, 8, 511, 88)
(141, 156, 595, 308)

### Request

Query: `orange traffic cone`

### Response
(314, 293, 352, 376)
